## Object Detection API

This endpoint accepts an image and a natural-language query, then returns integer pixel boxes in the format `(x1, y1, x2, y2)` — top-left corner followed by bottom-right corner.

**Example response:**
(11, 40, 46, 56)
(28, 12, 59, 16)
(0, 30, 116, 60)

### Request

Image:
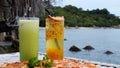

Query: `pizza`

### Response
(0, 59, 99, 68)
(0, 55, 99, 68)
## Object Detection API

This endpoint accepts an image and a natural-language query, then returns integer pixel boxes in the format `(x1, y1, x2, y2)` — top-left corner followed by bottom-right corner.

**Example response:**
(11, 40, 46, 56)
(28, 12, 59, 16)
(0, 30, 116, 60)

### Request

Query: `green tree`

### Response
(52, 5, 120, 27)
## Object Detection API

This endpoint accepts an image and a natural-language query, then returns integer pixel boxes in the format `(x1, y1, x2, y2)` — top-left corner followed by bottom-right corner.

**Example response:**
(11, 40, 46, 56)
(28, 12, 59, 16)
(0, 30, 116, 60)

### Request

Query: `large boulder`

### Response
(69, 45, 81, 52)
(104, 51, 113, 55)
(83, 45, 94, 50)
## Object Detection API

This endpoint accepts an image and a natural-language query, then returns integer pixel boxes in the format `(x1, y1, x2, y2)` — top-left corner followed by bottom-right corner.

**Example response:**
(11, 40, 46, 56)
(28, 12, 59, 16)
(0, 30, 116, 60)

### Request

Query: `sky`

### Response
(54, 0, 120, 16)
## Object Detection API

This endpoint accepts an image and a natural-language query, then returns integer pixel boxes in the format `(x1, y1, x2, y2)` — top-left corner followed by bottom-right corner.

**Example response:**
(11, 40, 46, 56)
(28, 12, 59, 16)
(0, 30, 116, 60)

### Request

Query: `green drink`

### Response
(19, 17, 39, 61)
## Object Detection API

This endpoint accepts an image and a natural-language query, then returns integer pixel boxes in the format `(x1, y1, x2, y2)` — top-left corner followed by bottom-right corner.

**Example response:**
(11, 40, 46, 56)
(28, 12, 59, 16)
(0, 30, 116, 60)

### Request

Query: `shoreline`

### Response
(40, 26, 120, 29)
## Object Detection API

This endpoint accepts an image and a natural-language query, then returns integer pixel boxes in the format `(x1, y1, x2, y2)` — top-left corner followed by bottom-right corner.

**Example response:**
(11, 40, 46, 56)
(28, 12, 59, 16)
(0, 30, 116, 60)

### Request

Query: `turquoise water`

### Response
(39, 28, 120, 65)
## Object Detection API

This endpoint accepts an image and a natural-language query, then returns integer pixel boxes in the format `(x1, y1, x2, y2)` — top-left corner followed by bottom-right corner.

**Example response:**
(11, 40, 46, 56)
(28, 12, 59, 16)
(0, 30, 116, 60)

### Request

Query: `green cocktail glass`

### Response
(19, 17, 39, 61)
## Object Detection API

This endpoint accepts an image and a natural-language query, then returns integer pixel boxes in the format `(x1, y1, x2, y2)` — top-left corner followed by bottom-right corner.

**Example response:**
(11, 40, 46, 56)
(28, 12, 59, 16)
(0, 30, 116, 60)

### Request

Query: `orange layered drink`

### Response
(46, 15, 64, 60)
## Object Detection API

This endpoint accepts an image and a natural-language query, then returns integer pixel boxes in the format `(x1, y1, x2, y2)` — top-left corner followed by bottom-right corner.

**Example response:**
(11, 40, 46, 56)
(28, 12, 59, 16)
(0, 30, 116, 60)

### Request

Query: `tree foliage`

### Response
(51, 5, 120, 27)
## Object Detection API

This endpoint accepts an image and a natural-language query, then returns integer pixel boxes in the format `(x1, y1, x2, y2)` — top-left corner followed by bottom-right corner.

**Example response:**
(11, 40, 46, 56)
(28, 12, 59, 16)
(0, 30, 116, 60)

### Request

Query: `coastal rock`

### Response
(104, 51, 113, 55)
(69, 45, 81, 52)
(83, 45, 94, 50)
(64, 38, 67, 41)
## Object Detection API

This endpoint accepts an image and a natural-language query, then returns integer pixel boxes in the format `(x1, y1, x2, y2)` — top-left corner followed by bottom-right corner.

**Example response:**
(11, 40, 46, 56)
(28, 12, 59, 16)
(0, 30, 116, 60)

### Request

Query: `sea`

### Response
(39, 27, 120, 65)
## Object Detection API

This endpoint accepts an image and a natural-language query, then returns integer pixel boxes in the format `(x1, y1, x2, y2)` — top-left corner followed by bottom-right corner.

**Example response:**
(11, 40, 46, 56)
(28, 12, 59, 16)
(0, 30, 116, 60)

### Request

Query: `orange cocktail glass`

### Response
(46, 16, 64, 60)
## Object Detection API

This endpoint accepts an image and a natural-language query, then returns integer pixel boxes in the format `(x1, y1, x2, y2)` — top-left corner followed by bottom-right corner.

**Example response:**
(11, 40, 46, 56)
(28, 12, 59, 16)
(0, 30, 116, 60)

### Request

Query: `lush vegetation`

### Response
(48, 5, 120, 27)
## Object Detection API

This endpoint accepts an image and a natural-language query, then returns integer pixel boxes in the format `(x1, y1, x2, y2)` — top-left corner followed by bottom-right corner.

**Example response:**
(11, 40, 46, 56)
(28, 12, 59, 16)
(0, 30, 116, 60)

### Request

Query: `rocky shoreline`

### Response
(40, 26, 120, 29)
(0, 39, 114, 55)
(69, 45, 113, 55)
(65, 26, 120, 29)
